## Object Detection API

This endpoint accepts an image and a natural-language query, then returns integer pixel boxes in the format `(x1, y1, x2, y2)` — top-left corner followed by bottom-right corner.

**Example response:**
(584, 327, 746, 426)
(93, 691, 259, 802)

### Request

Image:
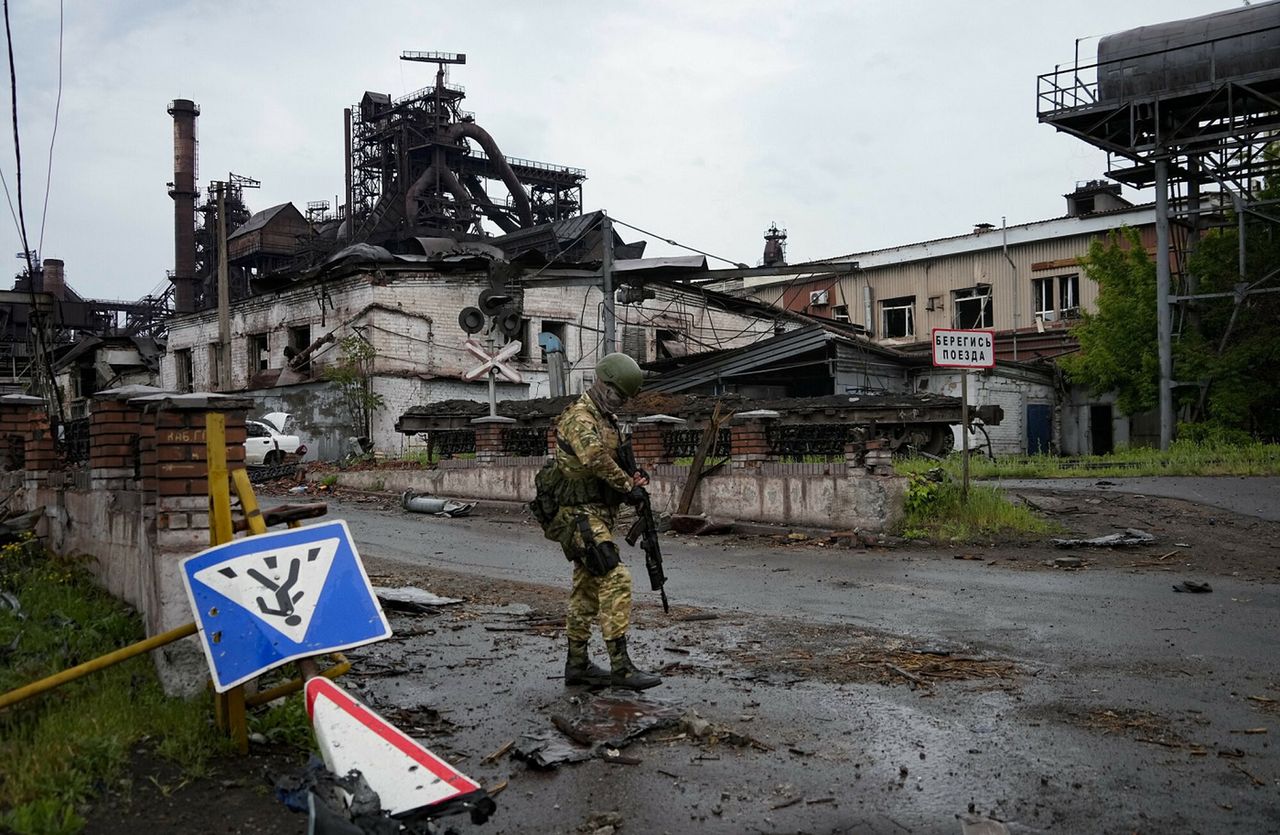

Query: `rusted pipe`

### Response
(461, 172, 520, 233)
(447, 122, 534, 226)
(245, 653, 351, 707)
(404, 163, 474, 227)
(0, 622, 199, 711)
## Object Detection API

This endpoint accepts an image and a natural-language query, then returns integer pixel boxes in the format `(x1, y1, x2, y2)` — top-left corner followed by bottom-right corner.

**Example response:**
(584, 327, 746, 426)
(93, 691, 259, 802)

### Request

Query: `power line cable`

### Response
(609, 216, 748, 269)
(37, 0, 62, 254)
(4, 0, 34, 275)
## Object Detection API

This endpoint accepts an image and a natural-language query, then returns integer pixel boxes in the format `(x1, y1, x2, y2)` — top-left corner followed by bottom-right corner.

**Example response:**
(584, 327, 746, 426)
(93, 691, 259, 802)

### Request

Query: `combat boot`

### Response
(605, 636, 662, 690)
(564, 638, 611, 687)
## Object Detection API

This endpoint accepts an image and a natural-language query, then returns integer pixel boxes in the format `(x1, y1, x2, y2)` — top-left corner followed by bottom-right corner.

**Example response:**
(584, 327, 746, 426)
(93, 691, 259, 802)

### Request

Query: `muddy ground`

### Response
(76, 483, 1280, 834)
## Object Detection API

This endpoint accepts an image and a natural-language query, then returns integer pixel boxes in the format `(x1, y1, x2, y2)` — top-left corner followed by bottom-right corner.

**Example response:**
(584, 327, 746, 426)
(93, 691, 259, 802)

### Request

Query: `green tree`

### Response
(1060, 228, 1161, 417)
(322, 334, 384, 439)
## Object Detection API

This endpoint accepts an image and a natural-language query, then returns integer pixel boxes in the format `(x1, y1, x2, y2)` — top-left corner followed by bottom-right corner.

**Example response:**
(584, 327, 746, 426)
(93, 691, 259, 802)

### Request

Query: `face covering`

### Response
(589, 380, 626, 415)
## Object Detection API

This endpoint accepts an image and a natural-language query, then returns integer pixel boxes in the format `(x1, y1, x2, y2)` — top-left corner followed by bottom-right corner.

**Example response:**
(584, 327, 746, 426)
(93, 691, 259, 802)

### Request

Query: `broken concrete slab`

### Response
(1050, 528, 1155, 548)
(372, 586, 463, 612)
(550, 691, 682, 748)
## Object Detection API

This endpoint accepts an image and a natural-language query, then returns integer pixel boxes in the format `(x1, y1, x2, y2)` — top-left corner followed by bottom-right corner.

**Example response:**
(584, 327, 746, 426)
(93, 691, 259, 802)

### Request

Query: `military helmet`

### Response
(596, 352, 643, 398)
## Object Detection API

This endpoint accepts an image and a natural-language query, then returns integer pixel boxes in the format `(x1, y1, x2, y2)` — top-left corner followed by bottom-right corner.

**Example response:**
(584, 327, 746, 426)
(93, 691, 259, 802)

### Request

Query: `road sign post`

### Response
(463, 337, 523, 419)
(181, 519, 391, 693)
(931, 328, 995, 501)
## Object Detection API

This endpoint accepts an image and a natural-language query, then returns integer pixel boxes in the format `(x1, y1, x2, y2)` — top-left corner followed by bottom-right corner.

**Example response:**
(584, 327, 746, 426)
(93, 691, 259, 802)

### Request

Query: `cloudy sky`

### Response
(0, 0, 1239, 301)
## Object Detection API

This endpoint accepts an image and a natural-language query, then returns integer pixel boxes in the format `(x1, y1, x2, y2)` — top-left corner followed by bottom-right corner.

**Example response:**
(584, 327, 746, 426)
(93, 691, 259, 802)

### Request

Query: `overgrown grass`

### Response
(0, 537, 228, 834)
(896, 474, 1058, 543)
(897, 439, 1280, 480)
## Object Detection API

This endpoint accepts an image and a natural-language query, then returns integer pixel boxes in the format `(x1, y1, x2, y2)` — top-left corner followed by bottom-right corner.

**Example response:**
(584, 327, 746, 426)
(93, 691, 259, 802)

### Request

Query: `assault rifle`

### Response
(617, 441, 670, 612)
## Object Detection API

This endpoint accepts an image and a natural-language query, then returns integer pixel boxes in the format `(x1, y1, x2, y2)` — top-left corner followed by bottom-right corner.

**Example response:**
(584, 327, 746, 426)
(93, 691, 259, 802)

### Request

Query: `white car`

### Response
(245, 412, 307, 466)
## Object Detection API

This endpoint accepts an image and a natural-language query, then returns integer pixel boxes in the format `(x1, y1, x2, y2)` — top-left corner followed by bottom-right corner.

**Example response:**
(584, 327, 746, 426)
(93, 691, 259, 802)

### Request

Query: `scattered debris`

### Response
(1173, 581, 1213, 594)
(1051, 528, 1155, 548)
(1229, 727, 1268, 735)
(1228, 762, 1267, 787)
(578, 811, 623, 834)
(512, 732, 593, 769)
(550, 692, 681, 748)
(482, 740, 515, 763)
(885, 664, 924, 689)
(677, 613, 719, 622)
(670, 514, 733, 536)
(373, 586, 463, 612)
(401, 491, 476, 517)
(1048, 556, 1085, 569)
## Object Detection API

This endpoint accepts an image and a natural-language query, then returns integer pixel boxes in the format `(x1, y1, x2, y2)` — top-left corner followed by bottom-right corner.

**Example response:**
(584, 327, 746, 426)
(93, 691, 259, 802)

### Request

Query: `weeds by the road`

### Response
(0, 536, 227, 834)
(898, 439, 1280, 480)
(897, 472, 1057, 543)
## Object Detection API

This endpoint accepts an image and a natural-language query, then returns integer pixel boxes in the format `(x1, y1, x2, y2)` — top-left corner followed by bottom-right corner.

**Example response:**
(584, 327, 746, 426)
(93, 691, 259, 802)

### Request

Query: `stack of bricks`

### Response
(147, 395, 248, 554)
(89, 395, 148, 491)
(863, 438, 894, 476)
(0, 394, 56, 482)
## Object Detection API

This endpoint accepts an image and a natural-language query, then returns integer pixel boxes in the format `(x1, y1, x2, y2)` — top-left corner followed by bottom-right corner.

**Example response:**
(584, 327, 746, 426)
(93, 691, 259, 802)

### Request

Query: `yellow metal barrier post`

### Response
(206, 412, 249, 754)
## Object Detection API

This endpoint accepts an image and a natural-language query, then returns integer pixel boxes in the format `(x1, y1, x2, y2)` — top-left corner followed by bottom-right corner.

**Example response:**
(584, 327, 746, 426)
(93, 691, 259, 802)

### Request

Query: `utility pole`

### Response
(216, 182, 232, 392)
(1154, 159, 1174, 450)
(601, 212, 615, 356)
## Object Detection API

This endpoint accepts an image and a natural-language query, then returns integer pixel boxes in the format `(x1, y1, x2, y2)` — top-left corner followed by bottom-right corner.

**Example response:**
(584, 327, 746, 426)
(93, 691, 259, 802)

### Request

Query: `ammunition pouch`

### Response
(575, 514, 621, 577)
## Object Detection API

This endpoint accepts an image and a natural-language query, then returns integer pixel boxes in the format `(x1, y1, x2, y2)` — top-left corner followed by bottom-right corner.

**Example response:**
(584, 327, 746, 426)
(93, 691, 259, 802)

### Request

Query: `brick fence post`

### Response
(0, 394, 41, 473)
(730, 409, 780, 470)
(471, 415, 516, 463)
(862, 438, 894, 476)
(90, 385, 166, 492)
(545, 424, 558, 457)
(632, 415, 685, 468)
(0, 394, 56, 486)
(133, 393, 250, 555)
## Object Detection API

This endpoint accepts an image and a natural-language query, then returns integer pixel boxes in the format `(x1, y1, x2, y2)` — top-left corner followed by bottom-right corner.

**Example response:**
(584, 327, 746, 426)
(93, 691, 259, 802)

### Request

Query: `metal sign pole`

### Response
(961, 370, 970, 501)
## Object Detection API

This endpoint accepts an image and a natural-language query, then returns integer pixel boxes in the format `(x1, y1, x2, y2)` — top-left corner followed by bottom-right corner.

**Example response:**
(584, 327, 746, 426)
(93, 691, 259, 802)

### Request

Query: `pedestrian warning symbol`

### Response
(181, 520, 391, 692)
(192, 539, 338, 643)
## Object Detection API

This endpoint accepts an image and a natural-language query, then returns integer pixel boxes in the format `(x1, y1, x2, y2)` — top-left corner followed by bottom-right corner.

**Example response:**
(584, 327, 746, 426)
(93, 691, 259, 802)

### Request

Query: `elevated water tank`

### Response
(1097, 1, 1280, 101)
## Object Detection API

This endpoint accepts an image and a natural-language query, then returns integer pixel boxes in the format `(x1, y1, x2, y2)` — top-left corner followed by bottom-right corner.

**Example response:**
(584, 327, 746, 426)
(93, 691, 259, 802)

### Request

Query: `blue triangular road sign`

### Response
(181, 520, 391, 692)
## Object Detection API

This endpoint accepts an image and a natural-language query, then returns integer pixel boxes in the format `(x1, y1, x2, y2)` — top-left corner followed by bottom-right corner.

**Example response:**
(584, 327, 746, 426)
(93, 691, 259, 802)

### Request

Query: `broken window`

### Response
(1059, 274, 1080, 317)
(832, 304, 850, 323)
(207, 345, 222, 390)
(952, 287, 993, 329)
(1032, 277, 1055, 320)
(539, 320, 568, 362)
(174, 349, 193, 393)
(287, 325, 312, 373)
(655, 328, 686, 360)
(880, 296, 915, 338)
(248, 333, 270, 374)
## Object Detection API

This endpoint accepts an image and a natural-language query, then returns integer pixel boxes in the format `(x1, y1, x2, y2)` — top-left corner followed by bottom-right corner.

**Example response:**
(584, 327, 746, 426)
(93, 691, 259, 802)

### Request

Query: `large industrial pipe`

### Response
(167, 99, 200, 313)
(404, 161, 476, 228)
(446, 122, 534, 226)
(461, 172, 520, 233)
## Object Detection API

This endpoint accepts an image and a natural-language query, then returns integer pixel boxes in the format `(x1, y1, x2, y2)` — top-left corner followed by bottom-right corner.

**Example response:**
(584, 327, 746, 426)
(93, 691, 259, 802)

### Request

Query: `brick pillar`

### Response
(0, 394, 57, 484)
(90, 385, 166, 491)
(546, 424, 558, 456)
(471, 415, 515, 462)
(730, 410, 780, 470)
(133, 393, 250, 555)
(632, 415, 685, 468)
(0, 394, 41, 472)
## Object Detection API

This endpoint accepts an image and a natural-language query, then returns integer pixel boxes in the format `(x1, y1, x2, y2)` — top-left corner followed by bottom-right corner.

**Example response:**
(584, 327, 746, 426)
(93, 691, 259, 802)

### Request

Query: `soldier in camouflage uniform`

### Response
(546, 353, 661, 690)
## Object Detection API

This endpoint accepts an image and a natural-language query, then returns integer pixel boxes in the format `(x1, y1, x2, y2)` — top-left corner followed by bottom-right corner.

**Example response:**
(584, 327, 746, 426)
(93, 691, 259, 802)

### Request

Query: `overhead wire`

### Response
(608, 215, 747, 269)
(36, 0, 61, 254)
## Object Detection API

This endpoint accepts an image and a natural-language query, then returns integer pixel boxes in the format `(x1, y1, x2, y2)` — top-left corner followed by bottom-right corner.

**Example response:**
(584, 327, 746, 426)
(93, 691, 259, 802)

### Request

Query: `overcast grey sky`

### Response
(0, 0, 1238, 301)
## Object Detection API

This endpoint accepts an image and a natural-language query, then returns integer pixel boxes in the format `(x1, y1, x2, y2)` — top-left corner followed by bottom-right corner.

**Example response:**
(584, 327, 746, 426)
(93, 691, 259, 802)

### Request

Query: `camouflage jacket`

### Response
(554, 392, 633, 498)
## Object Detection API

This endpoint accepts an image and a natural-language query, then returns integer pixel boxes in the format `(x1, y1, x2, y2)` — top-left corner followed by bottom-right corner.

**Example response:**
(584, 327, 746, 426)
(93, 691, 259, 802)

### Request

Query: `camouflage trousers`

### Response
(566, 560, 632, 642)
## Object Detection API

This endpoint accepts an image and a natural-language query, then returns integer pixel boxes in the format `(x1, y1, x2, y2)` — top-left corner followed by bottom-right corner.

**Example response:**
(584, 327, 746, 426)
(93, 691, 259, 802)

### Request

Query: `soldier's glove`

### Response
(625, 486, 647, 507)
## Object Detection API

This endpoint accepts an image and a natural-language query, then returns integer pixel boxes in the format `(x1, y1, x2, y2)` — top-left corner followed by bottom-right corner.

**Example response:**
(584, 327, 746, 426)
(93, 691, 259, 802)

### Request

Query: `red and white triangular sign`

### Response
(305, 677, 480, 815)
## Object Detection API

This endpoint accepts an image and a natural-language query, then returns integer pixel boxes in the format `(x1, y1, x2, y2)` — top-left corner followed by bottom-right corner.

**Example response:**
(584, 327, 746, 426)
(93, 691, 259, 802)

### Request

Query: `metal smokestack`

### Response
(167, 98, 200, 314)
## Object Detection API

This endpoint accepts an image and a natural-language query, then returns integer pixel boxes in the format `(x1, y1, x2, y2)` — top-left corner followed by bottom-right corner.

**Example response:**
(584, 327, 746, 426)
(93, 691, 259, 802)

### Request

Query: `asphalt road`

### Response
(321, 495, 1280, 833)
(990, 475, 1280, 522)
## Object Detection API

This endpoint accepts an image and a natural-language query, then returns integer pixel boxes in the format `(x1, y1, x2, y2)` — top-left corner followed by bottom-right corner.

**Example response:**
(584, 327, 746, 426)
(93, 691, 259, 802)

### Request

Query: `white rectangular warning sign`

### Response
(931, 328, 995, 369)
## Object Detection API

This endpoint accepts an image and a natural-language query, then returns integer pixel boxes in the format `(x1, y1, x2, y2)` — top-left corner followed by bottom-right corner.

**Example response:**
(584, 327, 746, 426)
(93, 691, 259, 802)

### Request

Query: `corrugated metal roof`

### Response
(228, 203, 296, 241)
(646, 324, 910, 393)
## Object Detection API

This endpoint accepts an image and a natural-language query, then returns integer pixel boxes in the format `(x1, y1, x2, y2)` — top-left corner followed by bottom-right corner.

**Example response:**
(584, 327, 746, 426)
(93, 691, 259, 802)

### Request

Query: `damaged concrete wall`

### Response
(327, 464, 906, 532)
(239, 380, 348, 461)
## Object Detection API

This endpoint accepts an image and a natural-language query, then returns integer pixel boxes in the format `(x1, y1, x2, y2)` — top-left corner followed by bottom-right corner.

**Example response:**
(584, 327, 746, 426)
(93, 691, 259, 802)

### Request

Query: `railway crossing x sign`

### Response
(181, 520, 391, 692)
(462, 338, 523, 383)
